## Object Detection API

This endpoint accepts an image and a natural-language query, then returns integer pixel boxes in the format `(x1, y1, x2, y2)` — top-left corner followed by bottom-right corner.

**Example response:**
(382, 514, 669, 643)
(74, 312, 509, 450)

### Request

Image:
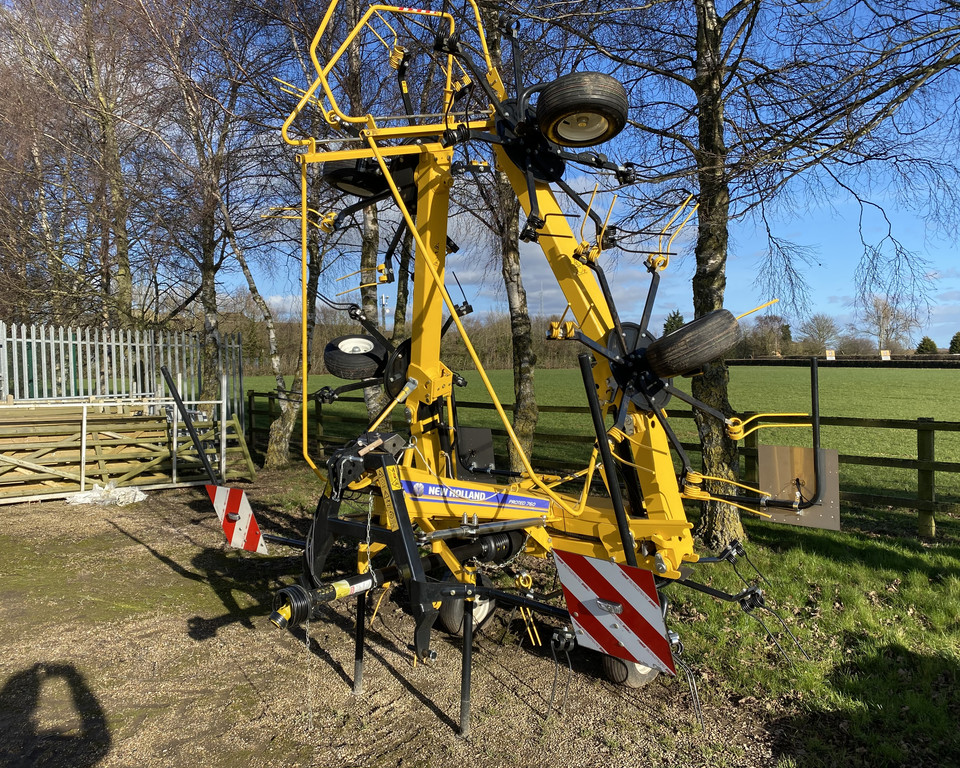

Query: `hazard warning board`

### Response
(554, 550, 675, 676)
(205, 485, 268, 555)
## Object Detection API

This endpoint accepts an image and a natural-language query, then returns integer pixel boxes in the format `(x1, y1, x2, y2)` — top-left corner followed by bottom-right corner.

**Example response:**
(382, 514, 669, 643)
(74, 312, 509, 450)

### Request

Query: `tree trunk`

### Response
(391, 230, 413, 343)
(499, 185, 538, 472)
(340, 0, 388, 421)
(360, 205, 388, 419)
(30, 137, 59, 324)
(198, 177, 221, 407)
(83, 0, 131, 328)
(691, 0, 743, 549)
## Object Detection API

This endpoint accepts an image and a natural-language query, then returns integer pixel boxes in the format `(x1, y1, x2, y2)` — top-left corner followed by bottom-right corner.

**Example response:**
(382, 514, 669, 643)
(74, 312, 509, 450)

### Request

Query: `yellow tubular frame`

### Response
(289, 1, 700, 577)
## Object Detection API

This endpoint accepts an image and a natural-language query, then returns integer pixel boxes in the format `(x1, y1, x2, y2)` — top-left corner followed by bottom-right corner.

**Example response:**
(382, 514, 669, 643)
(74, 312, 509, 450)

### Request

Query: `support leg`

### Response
(353, 591, 368, 695)
(459, 596, 474, 738)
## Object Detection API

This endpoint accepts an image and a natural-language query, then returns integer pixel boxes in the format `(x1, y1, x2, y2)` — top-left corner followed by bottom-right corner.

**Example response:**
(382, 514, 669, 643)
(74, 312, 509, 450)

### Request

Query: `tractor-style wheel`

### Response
(323, 334, 387, 380)
(537, 72, 629, 147)
(644, 309, 740, 379)
(438, 574, 497, 635)
(601, 655, 660, 688)
(322, 159, 389, 198)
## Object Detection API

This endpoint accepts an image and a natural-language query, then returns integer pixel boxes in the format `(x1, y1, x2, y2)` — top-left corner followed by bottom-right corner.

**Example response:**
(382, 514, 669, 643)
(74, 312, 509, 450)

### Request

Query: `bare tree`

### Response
(753, 314, 790, 356)
(257, 0, 401, 460)
(1, 0, 349, 469)
(136, 0, 296, 406)
(797, 313, 840, 354)
(449, 3, 589, 470)
(523, 0, 960, 546)
(851, 294, 920, 352)
(472, 2, 540, 470)
(0, 0, 155, 326)
(836, 333, 875, 356)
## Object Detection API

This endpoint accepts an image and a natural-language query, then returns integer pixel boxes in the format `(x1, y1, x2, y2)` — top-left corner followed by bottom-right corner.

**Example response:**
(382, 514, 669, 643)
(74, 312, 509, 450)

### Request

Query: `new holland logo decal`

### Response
(401, 481, 549, 512)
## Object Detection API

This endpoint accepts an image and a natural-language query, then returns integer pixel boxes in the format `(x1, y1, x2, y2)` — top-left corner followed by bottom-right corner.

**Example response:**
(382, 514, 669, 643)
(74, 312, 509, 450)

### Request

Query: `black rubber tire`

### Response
(323, 334, 387, 380)
(644, 309, 740, 379)
(438, 574, 496, 635)
(382, 338, 412, 400)
(536, 72, 629, 147)
(322, 159, 389, 198)
(601, 655, 660, 688)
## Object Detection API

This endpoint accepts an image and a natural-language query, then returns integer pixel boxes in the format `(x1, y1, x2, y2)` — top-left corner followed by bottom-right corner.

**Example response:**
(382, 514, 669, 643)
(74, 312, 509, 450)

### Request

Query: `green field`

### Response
(245, 366, 960, 507)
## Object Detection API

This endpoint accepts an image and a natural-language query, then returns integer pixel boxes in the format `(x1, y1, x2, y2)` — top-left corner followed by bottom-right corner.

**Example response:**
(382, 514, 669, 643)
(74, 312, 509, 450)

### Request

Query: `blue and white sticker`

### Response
(402, 480, 549, 512)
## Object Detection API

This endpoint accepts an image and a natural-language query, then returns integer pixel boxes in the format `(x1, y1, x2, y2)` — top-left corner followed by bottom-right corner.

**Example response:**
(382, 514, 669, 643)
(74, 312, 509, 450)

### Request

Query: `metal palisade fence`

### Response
(0, 322, 244, 421)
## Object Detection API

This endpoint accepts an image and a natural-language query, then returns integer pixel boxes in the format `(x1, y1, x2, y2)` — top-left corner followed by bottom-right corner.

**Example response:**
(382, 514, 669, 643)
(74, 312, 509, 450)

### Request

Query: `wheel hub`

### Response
(607, 323, 671, 411)
(555, 112, 611, 144)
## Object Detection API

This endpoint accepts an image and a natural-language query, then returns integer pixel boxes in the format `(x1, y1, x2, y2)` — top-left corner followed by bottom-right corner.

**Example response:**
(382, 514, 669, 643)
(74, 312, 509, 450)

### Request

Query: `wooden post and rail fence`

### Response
(246, 391, 959, 537)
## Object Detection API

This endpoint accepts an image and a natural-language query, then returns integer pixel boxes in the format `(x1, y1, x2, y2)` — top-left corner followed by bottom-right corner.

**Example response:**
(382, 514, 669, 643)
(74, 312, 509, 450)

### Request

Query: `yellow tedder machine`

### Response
(256, 1, 822, 734)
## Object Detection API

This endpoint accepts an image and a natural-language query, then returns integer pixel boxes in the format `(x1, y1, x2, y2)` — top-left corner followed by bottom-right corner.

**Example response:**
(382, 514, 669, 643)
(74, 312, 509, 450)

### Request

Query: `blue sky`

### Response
(267, 193, 958, 348)
(400, 200, 958, 346)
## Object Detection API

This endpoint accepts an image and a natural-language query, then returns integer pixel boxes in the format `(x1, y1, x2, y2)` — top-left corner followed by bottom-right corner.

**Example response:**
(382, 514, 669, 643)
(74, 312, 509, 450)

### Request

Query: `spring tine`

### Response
(498, 605, 518, 645)
(760, 604, 811, 661)
(561, 648, 573, 713)
(743, 550, 773, 589)
(730, 560, 752, 588)
(675, 655, 704, 729)
(745, 609, 792, 664)
(548, 641, 560, 713)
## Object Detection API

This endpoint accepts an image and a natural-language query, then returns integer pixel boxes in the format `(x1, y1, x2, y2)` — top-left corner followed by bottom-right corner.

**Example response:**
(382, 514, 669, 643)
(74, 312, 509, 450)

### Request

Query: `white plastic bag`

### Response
(67, 482, 147, 507)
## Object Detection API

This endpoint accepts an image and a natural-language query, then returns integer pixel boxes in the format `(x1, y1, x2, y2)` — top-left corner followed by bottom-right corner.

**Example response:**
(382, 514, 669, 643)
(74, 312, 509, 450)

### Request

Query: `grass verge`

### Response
(664, 505, 960, 766)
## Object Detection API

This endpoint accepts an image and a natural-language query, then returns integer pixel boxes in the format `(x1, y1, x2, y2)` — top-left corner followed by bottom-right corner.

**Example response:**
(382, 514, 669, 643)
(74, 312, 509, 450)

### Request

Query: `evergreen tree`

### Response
(916, 336, 938, 355)
(780, 324, 793, 355)
(950, 332, 960, 355)
(662, 310, 685, 336)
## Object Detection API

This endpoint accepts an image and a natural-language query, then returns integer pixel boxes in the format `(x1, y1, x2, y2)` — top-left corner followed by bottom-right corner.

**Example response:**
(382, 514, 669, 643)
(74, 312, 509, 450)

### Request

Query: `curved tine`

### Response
(548, 641, 560, 714)
(562, 649, 573, 712)
(758, 604, 812, 662)
(744, 610, 792, 665)
(742, 549, 774, 590)
(729, 559, 751, 588)
(675, 655, 704, 730)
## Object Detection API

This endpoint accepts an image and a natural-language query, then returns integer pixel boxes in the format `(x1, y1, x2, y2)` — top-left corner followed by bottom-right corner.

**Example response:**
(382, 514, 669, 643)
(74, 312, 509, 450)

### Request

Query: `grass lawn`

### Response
(246, 365, 960, 506)
(670, 504, 960, 766)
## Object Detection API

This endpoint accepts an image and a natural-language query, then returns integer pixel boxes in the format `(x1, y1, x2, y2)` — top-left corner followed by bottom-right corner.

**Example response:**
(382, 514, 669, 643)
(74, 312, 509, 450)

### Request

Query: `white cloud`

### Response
(266, 294, 301, 318)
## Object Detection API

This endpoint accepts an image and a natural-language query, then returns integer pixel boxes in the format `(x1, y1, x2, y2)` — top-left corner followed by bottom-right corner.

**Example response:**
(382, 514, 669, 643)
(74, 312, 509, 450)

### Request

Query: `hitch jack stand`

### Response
(459, 586, 475, 737)
(354, 592, 368, 695)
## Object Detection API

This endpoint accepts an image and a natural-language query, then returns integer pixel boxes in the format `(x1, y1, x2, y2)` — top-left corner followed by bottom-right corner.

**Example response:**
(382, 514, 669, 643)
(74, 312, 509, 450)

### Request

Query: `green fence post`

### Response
(917, 417, 936, 538)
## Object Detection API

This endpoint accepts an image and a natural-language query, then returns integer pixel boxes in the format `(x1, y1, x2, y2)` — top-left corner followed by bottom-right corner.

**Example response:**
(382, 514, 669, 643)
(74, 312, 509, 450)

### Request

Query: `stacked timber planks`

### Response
(0, 405, 256, 502)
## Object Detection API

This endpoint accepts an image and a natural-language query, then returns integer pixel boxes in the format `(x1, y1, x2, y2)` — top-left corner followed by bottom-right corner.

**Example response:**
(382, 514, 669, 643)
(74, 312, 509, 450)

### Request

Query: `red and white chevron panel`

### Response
(554, 550, 675, 676)
(205, 485, 268, 555)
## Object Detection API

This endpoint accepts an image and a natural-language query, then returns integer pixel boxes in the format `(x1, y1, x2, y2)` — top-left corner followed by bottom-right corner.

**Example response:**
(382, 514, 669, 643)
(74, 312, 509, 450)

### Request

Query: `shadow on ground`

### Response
(769, 636, 960, 767)
(0, 663, 111, 768)
(109, 520, 298, 641)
